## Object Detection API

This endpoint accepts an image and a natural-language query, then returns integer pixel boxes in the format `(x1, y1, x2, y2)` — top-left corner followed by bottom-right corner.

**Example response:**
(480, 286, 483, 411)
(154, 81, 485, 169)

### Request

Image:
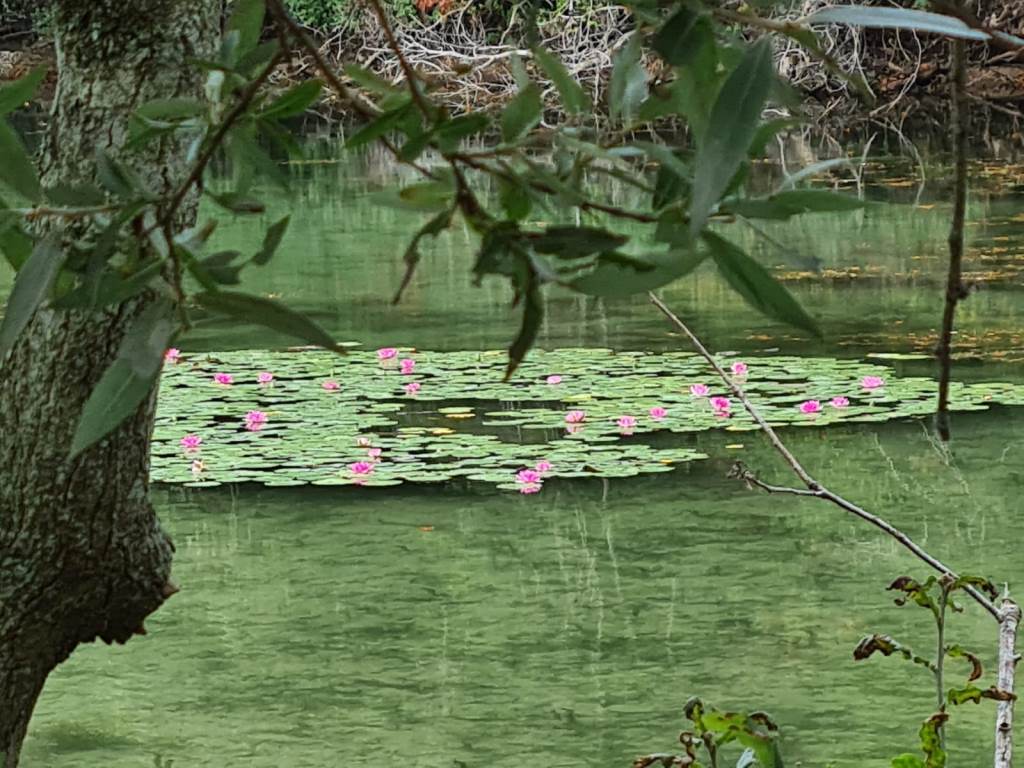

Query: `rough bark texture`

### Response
(0, 3, 218, 766)
(994, 600, 1021, 768)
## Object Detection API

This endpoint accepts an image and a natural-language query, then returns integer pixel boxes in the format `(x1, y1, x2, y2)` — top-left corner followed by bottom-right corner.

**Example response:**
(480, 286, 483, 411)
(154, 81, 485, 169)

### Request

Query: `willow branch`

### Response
(649, 292, 1000, 622)
(265, 0, 436, 179)
(366, 0, 434, 119)
(935, 36, 969, 442)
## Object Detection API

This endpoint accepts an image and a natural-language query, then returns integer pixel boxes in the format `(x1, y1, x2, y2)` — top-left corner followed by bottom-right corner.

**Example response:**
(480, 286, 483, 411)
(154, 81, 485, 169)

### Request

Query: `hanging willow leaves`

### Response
(805, 6, 992, 41)
(195, 290, 341, 351)
(227, 0, 265, 55)
(723, 190, 867, 220)
(71, 300, 176, 456)
(705, 231, 820, 336)
(0, 239, 65, 357)
(393, 207, 454, 304)
(252, 216, 290, 265)
(570, 249, 706, 298)
(652, 6, 711, 67)
(504, 283, 543, 381)
(531, 46, 591, 115)
(609, 33, 647, 126)
(689, 38, 773, 236)
(0, 120, 41, 203)
(501, 83, 543, 143)
(0, 64, 48, 115)
(260, 80, 324, 120)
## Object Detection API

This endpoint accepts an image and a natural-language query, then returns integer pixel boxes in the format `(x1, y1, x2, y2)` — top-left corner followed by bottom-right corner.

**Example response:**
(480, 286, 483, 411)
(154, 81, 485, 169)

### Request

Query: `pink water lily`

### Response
(831, 396, 850, 409)
(180, 434, 202, 452)
(400, 358, 416, 375)
(349, 461, 374, 475)
(617, 415, 637, 430)
(367, 448, 383, 461)
(516, 469, 542, 484)
(731, 361, 749, 376)
(565, 410, 586, 424)
(546, 375, 562, 385)
(245, 410, 267, 424)
(690, 383, 710, 397)
(710, 396, 731, 413)
(649, 406, 668, 421)
(404, 381, 421, 395)
(535, 460, 553, 473)
(164, 348, 181, 364)
(377, 347, 398, 360)
(518, 483, 542, 494)
(861, 375, 885, 390)
(799, 400, 822, 414)
(257, 371, 274, 385)
(322, 379, 340, 391)
(213, 373, 233, 385)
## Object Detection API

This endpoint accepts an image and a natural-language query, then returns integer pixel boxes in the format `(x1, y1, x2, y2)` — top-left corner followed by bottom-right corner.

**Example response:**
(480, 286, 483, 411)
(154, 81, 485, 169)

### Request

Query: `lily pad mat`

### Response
(152, 348, 1024, 489)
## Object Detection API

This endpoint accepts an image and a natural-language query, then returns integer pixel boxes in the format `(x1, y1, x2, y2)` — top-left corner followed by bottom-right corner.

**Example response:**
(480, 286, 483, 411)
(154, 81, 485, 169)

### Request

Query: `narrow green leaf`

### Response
(345, 102, 413, 149)
(44, 182, 106, 207)
(652, 7, 712, 67)
(689, 38, 774, 236)
(570, 249, 706, 298)
(0, 221, 33, 271)
(609, 34, 647, 126)
(195, 290, 340, 351)
(200, 250, 243, 284)
(780, 157, 852, 190)
(229, 130, 288, 190)
(393, 207, 454, 304)
(705, 231, 820, 336)
(501, 83, 543, 143)
(344, 64, 399, 95)
(531, 46, 591, 115)
(227, 0, 265, 55)
(54, 259, 164, 310)
(260, 80, 323, 120)
(498, 177, 532, 221)
(806, 6, 990, 40)
(0, 238, 65, 357)
(95, 149, 143, 199)
(0, 65, 47, 115)
(207, 190, 266, 214)
(70, 300, 175, 456)
(435, 113, 490, 151)
(252, 215, 289, 265)
(504, 284, 543, 381)
(531, 226, 627, 259)
(237, 40, 280, 77)
(0, 120, 40, 202)
(724, 190, 866, 220)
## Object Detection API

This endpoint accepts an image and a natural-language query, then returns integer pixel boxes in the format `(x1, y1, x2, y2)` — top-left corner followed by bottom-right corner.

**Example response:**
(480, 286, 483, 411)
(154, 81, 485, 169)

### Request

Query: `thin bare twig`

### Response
(265, 0, 437, 179)
(936, 35, 969, 442)
(366, 0, 434, 120)
(649, 291, 1000, 622)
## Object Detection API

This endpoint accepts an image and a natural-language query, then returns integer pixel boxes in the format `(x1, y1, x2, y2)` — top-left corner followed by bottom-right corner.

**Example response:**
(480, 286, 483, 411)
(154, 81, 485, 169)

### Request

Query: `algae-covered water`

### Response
(17, 149, 1024, 767)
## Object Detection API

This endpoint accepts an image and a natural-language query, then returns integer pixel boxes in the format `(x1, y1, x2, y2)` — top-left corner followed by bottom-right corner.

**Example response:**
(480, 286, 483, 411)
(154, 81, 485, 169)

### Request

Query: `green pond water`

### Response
(17, 147, 1024, 767)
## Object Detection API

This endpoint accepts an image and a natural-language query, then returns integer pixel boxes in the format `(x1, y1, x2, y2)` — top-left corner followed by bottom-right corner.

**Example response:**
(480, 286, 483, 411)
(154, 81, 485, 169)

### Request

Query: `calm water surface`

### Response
(17, 148, 1024, 767)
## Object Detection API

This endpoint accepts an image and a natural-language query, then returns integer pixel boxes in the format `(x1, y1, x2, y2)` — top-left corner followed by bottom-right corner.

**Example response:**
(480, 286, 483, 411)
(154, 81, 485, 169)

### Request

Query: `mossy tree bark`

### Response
(0, 3, 218, 765)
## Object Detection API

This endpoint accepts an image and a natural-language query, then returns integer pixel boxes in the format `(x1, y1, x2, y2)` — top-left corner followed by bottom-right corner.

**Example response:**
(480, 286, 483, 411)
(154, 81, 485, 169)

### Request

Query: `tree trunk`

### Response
(0, 3, 218, 765)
